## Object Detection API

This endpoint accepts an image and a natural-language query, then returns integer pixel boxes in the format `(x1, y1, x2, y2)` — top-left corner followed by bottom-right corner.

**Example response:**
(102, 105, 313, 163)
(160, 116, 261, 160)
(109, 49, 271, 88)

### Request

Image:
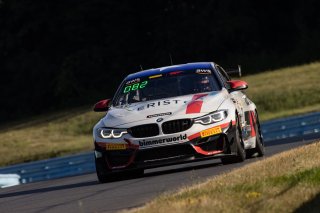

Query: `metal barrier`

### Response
(261, 112, 320, 141)
(0, 111, 320, 187)
(0, 152, 95, 186)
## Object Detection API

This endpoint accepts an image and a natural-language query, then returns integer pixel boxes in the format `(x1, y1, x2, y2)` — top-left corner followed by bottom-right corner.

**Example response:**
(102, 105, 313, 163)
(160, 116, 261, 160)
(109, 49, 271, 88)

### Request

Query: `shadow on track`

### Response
(0, 180, 98, 199)
(143, 161, 222, 178)
(5, 134, 318, 200)
(0, 161, 223, 199)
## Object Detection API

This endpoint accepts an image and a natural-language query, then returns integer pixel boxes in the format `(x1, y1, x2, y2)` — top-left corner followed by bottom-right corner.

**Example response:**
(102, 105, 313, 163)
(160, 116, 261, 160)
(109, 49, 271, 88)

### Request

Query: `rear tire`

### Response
(221, 115, 246, 164)
(246, 111, 265, 158)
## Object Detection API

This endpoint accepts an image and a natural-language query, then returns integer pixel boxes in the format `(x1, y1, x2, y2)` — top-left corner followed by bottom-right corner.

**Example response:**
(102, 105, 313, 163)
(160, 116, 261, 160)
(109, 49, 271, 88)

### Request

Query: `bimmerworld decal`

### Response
(139, 134, 187, 146)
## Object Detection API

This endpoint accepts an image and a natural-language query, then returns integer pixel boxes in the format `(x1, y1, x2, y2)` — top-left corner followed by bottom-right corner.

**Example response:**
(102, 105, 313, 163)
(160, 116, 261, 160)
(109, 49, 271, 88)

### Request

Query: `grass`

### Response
(0, 62, 319, 167)
(126, 141, 320, 213)
(0, 108, 104, 166)
(242, 62, 320, 120)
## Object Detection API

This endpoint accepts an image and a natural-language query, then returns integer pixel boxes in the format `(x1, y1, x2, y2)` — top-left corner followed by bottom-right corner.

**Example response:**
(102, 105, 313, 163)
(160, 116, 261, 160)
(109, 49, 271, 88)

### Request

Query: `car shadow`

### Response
(0, 180, 98, 198)
(4, 133, 318, 200)
(143, 161, 222, 178)
(0, 161, 222, 199)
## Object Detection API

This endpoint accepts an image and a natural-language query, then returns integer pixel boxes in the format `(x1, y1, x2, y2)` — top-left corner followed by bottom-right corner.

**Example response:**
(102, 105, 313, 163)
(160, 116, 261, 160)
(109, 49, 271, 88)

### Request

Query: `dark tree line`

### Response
(0, 0, 319, 123)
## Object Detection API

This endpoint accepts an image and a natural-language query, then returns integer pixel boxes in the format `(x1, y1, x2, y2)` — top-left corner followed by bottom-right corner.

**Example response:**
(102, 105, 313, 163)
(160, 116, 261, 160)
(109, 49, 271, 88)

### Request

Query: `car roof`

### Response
(125, 62, 215, 81)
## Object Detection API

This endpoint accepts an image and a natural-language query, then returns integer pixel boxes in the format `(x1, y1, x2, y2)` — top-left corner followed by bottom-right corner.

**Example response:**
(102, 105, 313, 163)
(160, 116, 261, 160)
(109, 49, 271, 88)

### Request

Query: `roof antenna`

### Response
(169, 53, 173, 65)
(140, 65, 143, 71)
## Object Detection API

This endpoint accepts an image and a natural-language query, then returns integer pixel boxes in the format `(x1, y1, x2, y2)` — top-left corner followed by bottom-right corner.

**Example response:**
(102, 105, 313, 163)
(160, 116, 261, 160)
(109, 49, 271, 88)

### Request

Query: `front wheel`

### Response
(221, 115, 246, 164)
(95, 154, 114, 183)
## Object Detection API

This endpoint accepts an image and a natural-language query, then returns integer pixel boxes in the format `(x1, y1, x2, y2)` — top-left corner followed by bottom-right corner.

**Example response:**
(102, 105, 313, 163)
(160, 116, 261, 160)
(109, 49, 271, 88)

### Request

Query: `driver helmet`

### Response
(195, 76, 212, 92)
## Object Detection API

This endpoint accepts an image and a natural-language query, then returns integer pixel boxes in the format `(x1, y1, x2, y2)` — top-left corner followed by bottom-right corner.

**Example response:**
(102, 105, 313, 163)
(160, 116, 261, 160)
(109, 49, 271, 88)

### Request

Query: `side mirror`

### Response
(227, 80, 248, 91)
(93, 99, 111, 112)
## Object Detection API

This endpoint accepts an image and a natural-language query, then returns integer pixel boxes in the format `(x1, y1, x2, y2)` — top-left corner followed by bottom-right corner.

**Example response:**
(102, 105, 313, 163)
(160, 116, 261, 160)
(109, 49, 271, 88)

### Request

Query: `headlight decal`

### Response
(194, 110, 228, 125)
(98, 128, 128, 139)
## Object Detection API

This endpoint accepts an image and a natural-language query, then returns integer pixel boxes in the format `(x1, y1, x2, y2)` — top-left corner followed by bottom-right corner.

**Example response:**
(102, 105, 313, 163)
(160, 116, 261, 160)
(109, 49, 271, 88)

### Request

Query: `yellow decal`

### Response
(149, 74, 162, 79)
(200, 126, 222, 138)
(106, 143, 126, 150)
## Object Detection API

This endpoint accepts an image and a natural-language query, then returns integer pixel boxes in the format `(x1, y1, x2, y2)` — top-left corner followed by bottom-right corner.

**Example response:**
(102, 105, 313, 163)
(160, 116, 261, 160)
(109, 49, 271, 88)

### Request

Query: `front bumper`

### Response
(94, 120, 237, 172)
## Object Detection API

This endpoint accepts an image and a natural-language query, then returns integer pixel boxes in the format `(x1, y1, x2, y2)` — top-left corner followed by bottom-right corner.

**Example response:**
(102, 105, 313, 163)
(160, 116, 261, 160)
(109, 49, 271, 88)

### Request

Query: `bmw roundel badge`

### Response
(156, 118, 163, 122)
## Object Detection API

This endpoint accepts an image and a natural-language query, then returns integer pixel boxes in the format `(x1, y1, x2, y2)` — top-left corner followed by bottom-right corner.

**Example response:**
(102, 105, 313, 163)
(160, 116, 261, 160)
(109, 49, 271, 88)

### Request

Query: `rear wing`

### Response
(226, 65, 242, 77)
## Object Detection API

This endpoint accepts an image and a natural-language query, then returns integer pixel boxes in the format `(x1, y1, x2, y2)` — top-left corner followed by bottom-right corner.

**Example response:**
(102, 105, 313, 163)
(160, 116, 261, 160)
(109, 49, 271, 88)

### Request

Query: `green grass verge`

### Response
(0, 109, 103, 166)
(242, 62, 320, 120)
(126, 141, 320, 213)
(0, 62, 319, 167)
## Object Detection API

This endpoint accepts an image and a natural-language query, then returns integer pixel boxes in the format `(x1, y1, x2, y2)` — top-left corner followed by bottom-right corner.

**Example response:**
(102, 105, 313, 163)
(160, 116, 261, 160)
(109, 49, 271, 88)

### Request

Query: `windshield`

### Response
(113, 69, 221, 106)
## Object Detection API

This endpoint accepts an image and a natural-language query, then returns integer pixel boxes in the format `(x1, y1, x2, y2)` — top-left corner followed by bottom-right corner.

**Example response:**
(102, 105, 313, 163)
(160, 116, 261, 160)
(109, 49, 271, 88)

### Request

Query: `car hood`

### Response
(102, 89, 229, 128)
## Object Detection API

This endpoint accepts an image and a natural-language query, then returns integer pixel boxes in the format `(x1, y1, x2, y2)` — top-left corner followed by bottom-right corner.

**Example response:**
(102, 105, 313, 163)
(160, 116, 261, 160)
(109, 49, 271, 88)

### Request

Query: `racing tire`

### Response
(95, 155, 114, 183)
(246, 111, 265, 158)
(221, 115, 246, 164)
(127, 169, 144, 179)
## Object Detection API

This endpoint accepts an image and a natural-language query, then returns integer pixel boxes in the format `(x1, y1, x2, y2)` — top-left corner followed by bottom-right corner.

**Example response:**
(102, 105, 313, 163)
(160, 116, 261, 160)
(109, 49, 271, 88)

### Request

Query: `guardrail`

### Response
(0, 112, 320, 187)
(261, 111, 320, 141)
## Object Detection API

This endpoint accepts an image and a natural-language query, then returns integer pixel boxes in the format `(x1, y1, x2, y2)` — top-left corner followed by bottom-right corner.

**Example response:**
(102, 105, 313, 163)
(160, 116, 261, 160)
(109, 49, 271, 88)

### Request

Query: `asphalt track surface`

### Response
(0, 135, 319, 213)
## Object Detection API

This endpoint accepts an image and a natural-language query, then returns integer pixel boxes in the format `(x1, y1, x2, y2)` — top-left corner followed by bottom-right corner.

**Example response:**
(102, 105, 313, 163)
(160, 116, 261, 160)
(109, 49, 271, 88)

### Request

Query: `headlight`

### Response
(98, 128, 128, 139)
(194, 110, 228, 125)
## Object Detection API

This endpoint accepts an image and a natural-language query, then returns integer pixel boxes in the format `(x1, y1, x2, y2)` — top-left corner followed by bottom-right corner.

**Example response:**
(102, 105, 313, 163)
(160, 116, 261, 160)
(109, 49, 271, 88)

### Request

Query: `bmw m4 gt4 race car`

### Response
(93, 62, 264, 182)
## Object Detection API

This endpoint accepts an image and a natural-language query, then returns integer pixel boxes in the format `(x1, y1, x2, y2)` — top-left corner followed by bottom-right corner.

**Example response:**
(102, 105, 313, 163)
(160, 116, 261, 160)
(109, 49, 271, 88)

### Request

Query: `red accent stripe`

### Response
(192, 145, 223, 156)
(186, 101, 203, 114)
(105, 153, 136, 170)
(188, 132, 201, 141)
(124, 138, 139, 149)
(95, 139, 138, 170)
(191, 94, 208, 101)
(249, 111, 256, 137)
(220, 120, 235, 129)
(188, 120, 235, 141)
(169, 71, 183, 75)
(186, 94, 208, 114)
(96, 142, 106, 148)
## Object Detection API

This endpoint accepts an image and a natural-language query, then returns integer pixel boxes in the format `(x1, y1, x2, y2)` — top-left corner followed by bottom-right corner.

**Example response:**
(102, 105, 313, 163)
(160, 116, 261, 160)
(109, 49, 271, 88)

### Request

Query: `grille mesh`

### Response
(162, 119, 193, 134)
(128, 124, 159, 138)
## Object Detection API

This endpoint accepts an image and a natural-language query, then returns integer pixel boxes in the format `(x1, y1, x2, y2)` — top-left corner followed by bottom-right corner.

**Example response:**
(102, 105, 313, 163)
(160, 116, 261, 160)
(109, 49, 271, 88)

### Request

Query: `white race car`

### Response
(93, 62, 264, 182)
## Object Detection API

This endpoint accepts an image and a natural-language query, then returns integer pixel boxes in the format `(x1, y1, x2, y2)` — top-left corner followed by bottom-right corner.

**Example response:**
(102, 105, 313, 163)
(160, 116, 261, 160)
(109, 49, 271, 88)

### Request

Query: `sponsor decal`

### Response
(196, 69, 212, 74)
(200, 126, 222, 138)
(138, 100, 184, 111)
(146, 112, 172, 118)
(125, 78, 140, 85)
(139, 134, 187, 146)
(106, 143, 127, 150)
